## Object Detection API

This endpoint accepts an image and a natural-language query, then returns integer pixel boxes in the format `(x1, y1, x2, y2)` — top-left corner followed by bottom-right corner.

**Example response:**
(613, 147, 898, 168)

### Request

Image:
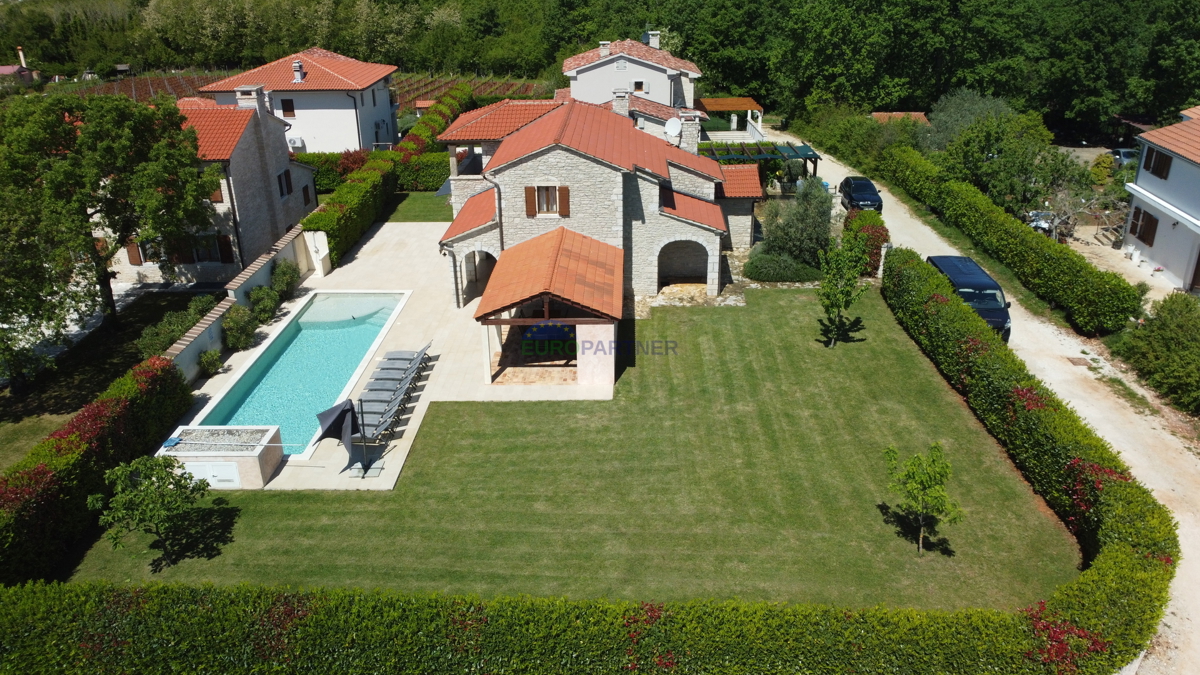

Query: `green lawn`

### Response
(386, 192, 452, 222)
(72, 289, 1079, 610)
(0, 293, 196, 473)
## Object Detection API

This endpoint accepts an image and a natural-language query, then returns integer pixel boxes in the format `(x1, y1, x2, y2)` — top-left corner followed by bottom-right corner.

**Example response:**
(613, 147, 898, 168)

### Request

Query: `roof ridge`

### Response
(296, 56, 358, 88)
(543, 226, 567, 293)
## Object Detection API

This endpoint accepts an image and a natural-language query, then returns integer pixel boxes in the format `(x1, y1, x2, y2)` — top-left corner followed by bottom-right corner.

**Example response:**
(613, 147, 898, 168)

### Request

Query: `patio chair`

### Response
(377, 343, 432, 371)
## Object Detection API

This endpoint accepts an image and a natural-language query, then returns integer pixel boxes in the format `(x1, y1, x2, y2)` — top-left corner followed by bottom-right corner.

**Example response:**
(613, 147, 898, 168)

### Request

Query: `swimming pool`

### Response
(199, 292, 407, 455)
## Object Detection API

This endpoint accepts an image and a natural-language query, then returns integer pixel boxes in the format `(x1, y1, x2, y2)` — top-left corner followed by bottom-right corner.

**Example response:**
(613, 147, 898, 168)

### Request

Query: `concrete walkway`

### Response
(770, 126, 1200, 673)
(182, 219, 610, 491)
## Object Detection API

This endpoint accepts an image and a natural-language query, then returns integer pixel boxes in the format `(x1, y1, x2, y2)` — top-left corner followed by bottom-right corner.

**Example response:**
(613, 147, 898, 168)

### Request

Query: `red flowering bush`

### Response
(336, 148, 369, 176)
(1024, 601, 1110, 674)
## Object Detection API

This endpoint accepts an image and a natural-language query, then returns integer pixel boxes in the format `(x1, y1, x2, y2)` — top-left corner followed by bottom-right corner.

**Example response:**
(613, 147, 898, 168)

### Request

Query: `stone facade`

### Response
(719, 198, 756, 249)
(668, 164, 716, 200)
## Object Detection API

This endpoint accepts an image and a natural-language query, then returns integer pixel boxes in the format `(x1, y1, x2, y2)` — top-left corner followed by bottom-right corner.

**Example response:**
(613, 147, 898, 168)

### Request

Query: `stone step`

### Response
(704, 130, 755, 142)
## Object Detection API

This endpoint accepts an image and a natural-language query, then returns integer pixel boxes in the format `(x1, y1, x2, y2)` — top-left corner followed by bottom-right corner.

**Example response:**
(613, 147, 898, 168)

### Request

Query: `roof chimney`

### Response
(234, 85, 269, 117)
(599, 41, 611, 57)
(648, 31, 661, 49)
(679, 112, 700, 155)
(17, 46, 26, 68)
(292, 60, 305, 83)
(612, 88, 629, 117)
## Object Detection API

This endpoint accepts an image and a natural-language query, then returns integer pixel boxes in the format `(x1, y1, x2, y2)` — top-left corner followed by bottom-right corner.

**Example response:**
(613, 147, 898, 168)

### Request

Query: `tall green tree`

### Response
(816, 234, 868, 347)
(1, 94, 220, 327)
(883, 442, 964, 556)
(761, 176, 831, 268)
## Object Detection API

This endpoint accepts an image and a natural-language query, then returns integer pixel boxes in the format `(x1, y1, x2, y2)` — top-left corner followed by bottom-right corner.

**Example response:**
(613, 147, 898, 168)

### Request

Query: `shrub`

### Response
(923, 88, 1014, 152)
(336, 148, 370, 176)
(293, 152, 343, 192)
(134, 294, 219, 358)
(1090, 152, 1115, 185)
(1110, 292, 1200, 414)
(391, 152, 451, 191)
(300, 160, 392, 266)
(878, 146, 1142, 334)
(248, 286, 280, 324)
(198, 349, 222, 378)
(270, 259, 301, 300)
(222, 304, 257, 351)
(742, 251, 821, 282)
(882, 247, 1176, 673)
(789, 103, 922, 173)
(844, 210, 890, 277)
(0, 357, 191, 583)
(760, 177, 832, 267)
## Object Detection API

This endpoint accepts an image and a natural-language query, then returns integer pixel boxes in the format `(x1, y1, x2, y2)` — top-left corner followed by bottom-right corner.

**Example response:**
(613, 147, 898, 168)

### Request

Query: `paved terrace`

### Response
(181, 219, 612, 490)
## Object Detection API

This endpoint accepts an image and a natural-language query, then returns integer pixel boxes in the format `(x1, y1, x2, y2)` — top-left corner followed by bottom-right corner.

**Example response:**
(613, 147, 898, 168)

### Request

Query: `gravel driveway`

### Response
(768, 128, 1200, 673)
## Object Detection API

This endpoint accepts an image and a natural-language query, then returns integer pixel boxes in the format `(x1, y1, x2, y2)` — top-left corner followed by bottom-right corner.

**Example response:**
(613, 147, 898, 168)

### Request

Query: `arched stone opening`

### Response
(657, 239, 710, 292)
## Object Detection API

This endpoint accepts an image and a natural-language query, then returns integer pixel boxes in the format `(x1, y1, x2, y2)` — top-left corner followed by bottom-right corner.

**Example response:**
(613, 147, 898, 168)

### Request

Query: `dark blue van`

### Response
(926, 256, 1012, 342)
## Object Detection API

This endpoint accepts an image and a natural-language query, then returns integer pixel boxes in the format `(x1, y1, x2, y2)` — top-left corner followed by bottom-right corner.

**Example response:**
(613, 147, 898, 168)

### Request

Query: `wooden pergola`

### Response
(698, 141, 822, 178)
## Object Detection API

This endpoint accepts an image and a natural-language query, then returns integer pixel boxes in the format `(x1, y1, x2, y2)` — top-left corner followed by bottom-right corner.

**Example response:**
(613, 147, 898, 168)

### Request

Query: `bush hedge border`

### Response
(0, 258, 1176, 673)
(877, 146, 1141, 334)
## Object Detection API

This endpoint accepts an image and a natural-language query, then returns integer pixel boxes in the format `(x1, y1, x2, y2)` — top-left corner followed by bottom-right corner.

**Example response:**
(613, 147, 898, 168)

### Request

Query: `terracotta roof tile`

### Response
(475, 227, 624, 320)
(1181, 105, 1200, 122)
(698, 97, 763, 113)
(717, 164, 763, 199)
(180, 108, 255, 161)
(563, 40, 701, 75)
(871, 111, 930, 125)
(438, 99, 564, 142)
(199, 47, 395, 93)
(600, 96, 707, 121)
(661, 190, 726, 231)
(554, 87, 572, 101)
(486, 100, 721, 180)
(440, 189, 496, 242)
(1140, 119, 1200, 166)
(176, 97, 222, 108)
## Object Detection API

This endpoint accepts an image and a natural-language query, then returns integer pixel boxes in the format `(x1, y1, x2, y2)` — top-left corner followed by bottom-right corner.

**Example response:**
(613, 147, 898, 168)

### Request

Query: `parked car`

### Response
(838, 176, 883, 212)
(926, 255, 1012, 342)
(1110, 148, 1139, 169)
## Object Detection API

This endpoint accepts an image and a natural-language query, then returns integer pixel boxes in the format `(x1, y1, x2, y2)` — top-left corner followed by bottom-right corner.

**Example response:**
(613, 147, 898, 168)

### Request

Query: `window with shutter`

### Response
(125, 240, 142, 266)
(284, 170, 293, 194)
(557, 186, 570, 217)
(1143, 148, 1156, 171)
(1154, 152, 1172, 180)
(217, 235, 236, 264)
(525, 186, 537, 217)
(536, 186, 558, 214)
(1130, 207, 1142, 237)
(1137, 212, 1159, 247)
(280, 99, 295, 118)
(302, 184, 311, 206)
(210, 186, 224, 203)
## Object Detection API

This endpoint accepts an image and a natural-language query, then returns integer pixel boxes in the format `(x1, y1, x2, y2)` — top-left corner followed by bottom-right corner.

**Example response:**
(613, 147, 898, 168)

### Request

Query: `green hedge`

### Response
(878, 146, 1142, 334)
(0, 357, 192, 584)
(372, 150, 451, 191)
(292, 152, 342, 192)
(299, 159, 393, 266)
(134, 294, 219, 358)
(881, 247, 1176, 673)
(742, 251, 821, 282)
(1109, 292, 1200, 414)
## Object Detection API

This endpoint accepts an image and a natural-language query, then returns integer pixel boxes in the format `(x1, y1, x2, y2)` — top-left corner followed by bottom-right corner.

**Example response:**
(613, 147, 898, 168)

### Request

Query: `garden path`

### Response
(768, 126, 1200, 674)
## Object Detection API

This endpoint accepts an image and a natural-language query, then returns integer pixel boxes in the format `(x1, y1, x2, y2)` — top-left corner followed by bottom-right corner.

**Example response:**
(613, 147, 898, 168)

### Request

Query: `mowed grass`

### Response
(72, 289, 1079, 610)
(386, 192, 452, 222)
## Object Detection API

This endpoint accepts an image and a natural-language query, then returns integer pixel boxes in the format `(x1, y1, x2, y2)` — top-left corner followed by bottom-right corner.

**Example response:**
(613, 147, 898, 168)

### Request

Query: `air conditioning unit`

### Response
(287, 137, 305, 151)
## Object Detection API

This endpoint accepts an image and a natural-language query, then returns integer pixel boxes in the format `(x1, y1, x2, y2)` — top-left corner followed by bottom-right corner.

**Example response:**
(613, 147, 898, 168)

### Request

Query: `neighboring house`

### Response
(0, 47, 38, 85)
(109, 87, 317, 284)
(870, 112, 930, 125)
(1123, 108, 1200, 290)
(200, 48, 398, 153)
(436, 100, 764, 317)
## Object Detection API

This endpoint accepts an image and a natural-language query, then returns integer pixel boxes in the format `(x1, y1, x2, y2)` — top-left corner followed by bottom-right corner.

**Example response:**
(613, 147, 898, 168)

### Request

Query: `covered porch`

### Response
(697, 97, 765, 142)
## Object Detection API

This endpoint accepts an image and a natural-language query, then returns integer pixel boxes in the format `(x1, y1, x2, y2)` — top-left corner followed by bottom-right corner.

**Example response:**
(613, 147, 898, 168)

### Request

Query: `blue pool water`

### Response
(201, 293, 402, 453)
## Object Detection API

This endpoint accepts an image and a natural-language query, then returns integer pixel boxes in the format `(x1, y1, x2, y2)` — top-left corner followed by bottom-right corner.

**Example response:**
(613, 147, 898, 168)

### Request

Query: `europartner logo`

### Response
(520, 320, 678, 357)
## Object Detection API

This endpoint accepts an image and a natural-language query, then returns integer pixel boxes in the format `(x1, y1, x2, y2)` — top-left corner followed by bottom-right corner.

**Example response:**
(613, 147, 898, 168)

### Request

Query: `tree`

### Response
(88, 455, 210, 567)
(0, 94, 220, 328)
(816, 234, 868, 347)
(923, 88, 1014, 152)
(883, 442, 964, 555)
(762, 176, 832, 267)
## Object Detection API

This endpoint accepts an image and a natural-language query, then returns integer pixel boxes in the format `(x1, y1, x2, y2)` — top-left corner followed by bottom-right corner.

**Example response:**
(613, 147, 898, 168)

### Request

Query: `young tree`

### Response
(0, 94, 220, 328)
(883, 442, 964, 556)
(88, 455, 210, 567)
(817, 234, 868, 347)
(762, 176, 832, 268)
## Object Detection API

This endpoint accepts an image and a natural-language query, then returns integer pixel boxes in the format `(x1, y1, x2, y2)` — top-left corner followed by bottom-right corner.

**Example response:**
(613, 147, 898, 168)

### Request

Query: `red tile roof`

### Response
(438, 99, 564, 142)
(661, 190, 726, 232)
(180, 107, 255, 161)
(440, 189, 496, 242)
(554, 88, 572, 101)
(1140, 119, 1200, 166)
(415, 100, 435, 109)
(199, 48, 396, 93)
(176, 97, 222, 108)
(475, 227, 624, 321)
(600, 96, 707, 122)
(871, 111, 930, 125)
(1181, 106, 1200, 122)
(698, 97, 762, 113)
(486, 100, 722, 180)
(717, 164, 763, 199)
(562, 40, 701, 76)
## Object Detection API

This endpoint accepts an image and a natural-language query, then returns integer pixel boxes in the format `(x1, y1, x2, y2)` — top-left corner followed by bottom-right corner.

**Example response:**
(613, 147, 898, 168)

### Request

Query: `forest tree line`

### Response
(1, 0, 1198, 134)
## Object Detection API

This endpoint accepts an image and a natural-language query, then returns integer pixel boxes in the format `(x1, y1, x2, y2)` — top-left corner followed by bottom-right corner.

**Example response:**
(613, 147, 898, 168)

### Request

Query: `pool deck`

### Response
(181, 219, 611, 490)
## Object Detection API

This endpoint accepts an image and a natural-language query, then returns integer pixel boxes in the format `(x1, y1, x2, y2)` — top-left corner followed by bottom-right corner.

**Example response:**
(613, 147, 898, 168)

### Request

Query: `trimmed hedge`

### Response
(0, 357, 192, 584)
(300, 159, 393, 266)
(882, 247, 1176, 673)
(292, 152, 342, 192)
(742, 252, 821, 282)
(134, 294, 219, 358)
(878, 146, 1142, 334)
(376, 150, 451, 191)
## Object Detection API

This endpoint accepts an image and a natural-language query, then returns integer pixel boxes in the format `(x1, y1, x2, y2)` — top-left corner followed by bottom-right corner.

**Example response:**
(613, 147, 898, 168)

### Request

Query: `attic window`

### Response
(634, 81, 645, 92)
(616, 59, 627, 71)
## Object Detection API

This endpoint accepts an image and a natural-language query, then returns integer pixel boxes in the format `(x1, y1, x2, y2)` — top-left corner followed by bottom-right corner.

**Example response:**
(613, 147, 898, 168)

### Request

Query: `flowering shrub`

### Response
(1025, 601, 1110, 674)
(336, 148, 369, 176)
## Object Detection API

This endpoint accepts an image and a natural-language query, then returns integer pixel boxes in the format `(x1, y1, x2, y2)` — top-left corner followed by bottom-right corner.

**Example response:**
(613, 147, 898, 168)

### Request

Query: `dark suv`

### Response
(926, 256, 1012, 342)
(839, 176, 883, 212)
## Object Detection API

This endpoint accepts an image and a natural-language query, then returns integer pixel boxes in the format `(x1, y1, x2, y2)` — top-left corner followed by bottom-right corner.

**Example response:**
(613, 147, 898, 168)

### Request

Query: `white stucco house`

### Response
(109, 87, 317, 284)
(200, 48, 398, 153)
(435, 100, 763, 320)
(1123, 105, 1200, 290)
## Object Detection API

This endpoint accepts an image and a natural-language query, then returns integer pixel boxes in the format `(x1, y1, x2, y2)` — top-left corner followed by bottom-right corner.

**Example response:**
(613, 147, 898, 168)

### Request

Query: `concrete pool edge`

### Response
(193, 289, 412, 463)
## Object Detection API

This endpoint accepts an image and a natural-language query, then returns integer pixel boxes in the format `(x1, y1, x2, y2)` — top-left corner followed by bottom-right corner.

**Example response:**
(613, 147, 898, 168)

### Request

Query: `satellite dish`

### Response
(664, 117, 683, 136)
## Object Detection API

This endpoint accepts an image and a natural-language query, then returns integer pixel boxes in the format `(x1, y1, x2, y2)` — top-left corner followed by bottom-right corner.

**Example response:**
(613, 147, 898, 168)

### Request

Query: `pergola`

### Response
(698, 141, 822, 178)
(697, 97, 764, 132)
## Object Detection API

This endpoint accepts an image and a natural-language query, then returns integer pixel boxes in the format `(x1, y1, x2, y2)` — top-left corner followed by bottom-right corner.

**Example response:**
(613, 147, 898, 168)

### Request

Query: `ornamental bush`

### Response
(198, 348, 222, 378)
(134, 294, 219, 358)
(844, 209, 890, 277)
(299, 160, 393, 266)
(292, 152, 343, 192)
(878, 146, 1142, 334)
(221, 304, 257, 351)
(881, 247, 1176, 673)
(0, 357, 191, 584)
(1109, 292, 1200, 414)
(742, 251, 821, 282)
(271, 259, 301, 300)
(248, 286, 280, 324)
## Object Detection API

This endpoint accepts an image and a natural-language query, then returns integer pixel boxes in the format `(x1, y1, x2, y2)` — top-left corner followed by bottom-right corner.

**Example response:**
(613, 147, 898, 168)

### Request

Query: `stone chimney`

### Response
(648, 31, 661, 49)
(234, 85, 269, 117)
(292, 60, 305, 83)
(599, 41, 611, 57)
(679, 112, 701, 155)
(612, 88, 630, 117)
